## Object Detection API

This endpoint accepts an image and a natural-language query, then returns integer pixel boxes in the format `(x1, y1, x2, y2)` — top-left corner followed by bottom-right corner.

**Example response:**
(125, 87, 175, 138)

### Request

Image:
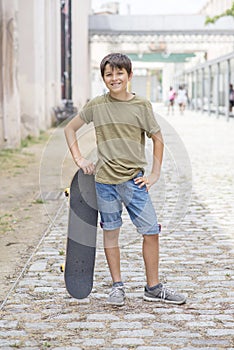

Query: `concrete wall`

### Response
(0, 0, 21, 148)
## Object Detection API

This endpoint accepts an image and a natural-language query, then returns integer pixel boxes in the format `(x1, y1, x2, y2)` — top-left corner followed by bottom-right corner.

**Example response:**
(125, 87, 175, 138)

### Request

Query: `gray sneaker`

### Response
(107, 285, 125, 306)
(143, 283, 186, 305)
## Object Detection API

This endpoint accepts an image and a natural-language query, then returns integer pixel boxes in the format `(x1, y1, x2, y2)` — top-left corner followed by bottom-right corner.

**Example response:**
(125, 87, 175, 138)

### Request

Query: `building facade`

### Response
(0, 0, 91, 149)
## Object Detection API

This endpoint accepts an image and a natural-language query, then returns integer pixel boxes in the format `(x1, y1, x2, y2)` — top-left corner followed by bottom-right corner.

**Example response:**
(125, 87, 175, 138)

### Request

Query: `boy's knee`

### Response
(143, 234, 159, 243)
(104, 229, 120, 248)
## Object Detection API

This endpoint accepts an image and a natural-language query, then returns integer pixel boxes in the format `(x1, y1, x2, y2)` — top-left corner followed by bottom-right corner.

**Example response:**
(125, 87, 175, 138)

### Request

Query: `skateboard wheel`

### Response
(64, 188, 70, 197)
(60, 263, 65, 272)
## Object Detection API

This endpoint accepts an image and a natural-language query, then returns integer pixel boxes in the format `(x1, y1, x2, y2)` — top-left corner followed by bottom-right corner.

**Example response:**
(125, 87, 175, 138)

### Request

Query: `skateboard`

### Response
(64, 169, 98, 299)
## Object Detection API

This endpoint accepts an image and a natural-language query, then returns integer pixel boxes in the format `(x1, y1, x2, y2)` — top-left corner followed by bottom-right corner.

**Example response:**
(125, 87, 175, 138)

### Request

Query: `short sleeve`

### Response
(143, 100, 161, 137)
(79, 100, 94, 124)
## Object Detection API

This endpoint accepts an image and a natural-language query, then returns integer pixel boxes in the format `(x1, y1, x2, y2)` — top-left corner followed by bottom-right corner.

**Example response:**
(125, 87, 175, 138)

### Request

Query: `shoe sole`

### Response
(107, 301, 125, 306)
(143, 295, 186, 305)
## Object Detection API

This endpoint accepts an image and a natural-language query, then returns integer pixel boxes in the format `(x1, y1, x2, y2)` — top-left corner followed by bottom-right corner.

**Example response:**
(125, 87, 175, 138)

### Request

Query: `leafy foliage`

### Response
(205, 2, 234, 24)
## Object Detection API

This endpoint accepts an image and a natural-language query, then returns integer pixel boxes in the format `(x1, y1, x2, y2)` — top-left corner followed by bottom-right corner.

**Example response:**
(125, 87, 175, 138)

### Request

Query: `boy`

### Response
(64, 53, 186, 306)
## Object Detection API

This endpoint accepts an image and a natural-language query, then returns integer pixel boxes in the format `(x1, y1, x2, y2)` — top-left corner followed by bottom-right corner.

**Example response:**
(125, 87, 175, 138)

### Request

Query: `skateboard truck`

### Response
(64, 188, 70, 197)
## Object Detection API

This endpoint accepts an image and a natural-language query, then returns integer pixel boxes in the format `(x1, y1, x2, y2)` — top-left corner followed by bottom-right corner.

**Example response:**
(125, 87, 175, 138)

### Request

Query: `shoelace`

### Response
(110, 286, 125, 298)
(160, 285, 176, 300)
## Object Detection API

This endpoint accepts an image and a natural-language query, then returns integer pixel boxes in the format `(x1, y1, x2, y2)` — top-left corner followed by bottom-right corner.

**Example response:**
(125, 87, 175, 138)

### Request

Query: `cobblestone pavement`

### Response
(0, 107, 233, 349)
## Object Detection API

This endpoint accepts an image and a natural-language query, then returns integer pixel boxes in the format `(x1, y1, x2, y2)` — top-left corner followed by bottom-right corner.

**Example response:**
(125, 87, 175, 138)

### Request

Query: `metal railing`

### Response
(174, 51, 234, 120)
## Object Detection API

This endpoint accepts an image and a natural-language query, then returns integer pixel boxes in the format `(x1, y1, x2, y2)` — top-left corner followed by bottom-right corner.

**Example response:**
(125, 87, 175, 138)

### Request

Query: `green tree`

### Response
(205, 2, 234, 24)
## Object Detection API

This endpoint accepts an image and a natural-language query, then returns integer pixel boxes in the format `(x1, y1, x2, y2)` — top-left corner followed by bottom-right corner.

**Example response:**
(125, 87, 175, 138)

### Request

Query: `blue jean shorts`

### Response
(95, 172, 160, 235)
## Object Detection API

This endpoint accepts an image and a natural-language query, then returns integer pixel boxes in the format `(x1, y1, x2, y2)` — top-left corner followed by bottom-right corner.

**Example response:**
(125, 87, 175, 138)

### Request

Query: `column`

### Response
(208, 65, 211, 116)
(0, 0, 20, 148)
(194, 70, 198, 111)
(226, 59, 230, 121)
(72, 0, 91, 109)
(201, 68, 205, 113)
(18, 0, 46, 138)
(44, 0, 61, 127)
(162, 63, 176, 104)
(216, 62, 220, 118)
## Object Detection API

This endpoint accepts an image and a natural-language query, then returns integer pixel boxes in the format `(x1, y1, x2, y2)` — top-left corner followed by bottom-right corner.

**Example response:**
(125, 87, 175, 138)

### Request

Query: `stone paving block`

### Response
(51, 312, 81, 320)
(110, 321, 142, 329)
(28, 260, 47, 271)
(0, 330, 27, 337)
(186, 321, 216, 327)
(137, 347, 171, 350)
(191, 339, 230, 347)
(82, 338, 106, 346)
(207, 328, 234, 336)
(45, 331, 70, 339)
(152, 322, 177, 330)
(0, 320, 18, 327)
(160, 314, 195, 321)
(112, 338, 145, 346)
(24, 322, 54, 330)
(34, 287, 55, 293)
(163, 331, 202, 338)
(152, 338, 193, 346)
(118, 329, 154, 337)
(102, 348, 128, 350)
(66, 321, 105, 329)
(124, 313, 155, 320)
(52, 348, 82, 350)
(86, 313, 120, 321)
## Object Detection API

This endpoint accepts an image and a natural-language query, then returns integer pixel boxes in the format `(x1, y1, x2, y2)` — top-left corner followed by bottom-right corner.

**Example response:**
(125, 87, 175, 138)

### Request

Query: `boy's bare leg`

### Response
(143, 234, 159, 287)
(103, 229, 121, 283)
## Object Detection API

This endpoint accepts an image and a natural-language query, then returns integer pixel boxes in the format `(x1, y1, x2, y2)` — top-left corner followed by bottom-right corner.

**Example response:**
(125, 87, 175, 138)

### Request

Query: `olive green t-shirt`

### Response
(79, 93, 161, 184)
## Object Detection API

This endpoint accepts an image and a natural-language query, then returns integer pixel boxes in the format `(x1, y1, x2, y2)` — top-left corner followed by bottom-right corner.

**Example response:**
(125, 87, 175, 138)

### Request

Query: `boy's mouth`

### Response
(111, 82, 121, 87)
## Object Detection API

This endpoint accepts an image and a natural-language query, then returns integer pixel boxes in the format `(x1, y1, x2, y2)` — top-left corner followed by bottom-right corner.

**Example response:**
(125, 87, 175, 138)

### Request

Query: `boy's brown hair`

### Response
(100, 53, 132, 78)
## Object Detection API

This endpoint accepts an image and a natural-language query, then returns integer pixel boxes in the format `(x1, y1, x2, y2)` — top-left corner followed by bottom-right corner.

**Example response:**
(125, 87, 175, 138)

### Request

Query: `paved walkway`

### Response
(0, 107, 233, 349)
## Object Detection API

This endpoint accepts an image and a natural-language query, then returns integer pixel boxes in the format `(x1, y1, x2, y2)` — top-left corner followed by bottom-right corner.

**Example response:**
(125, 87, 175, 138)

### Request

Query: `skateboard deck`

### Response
(64, 169, 98, 299)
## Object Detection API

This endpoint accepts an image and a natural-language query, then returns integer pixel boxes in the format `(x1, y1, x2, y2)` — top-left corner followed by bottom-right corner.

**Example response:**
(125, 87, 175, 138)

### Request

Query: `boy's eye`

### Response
(104, 70, 124, 77)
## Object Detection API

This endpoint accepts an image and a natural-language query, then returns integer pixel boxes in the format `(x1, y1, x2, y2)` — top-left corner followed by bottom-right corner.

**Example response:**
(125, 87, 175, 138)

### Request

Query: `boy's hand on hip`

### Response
(134, 173, 159, 192)
(76, 157, 95, 175)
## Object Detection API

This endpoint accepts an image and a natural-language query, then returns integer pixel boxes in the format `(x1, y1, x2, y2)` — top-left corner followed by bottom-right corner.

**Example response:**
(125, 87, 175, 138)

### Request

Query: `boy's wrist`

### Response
(74, 155, 83, 166)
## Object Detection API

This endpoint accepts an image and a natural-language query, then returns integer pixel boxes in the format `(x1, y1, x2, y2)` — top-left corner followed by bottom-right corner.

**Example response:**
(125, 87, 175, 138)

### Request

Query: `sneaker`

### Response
(107, 285, 125, 306)
(143, 283, 186, 305)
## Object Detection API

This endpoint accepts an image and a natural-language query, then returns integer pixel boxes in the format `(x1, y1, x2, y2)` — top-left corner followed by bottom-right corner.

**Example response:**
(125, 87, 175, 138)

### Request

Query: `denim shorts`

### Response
(95, 172, 160, 235)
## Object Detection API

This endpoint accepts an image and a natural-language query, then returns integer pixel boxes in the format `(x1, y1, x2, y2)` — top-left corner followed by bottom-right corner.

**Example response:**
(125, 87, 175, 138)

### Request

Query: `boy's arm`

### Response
(64, 115, 95, 175)
(134, 130, 164, 191)
(150, 130, 164, 183)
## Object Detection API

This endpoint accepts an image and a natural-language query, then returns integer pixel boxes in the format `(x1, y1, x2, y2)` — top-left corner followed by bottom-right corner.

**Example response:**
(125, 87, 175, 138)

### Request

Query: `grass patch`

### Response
(33, 198, 45, 204)
(20, 131, 48, 148)
(0, 213, 15, 234)
(0, 131, 49, 176)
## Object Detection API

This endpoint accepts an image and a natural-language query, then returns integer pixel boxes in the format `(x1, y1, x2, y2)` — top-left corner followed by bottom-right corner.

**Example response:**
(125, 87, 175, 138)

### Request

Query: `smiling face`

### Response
(103, 64, 133, 100)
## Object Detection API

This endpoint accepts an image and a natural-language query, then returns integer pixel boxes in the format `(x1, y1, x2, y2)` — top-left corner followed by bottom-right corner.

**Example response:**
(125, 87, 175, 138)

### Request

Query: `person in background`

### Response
(177, 85, 187, 115)
(229, 84, 234, 113)
(167, 86, 176, 115)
